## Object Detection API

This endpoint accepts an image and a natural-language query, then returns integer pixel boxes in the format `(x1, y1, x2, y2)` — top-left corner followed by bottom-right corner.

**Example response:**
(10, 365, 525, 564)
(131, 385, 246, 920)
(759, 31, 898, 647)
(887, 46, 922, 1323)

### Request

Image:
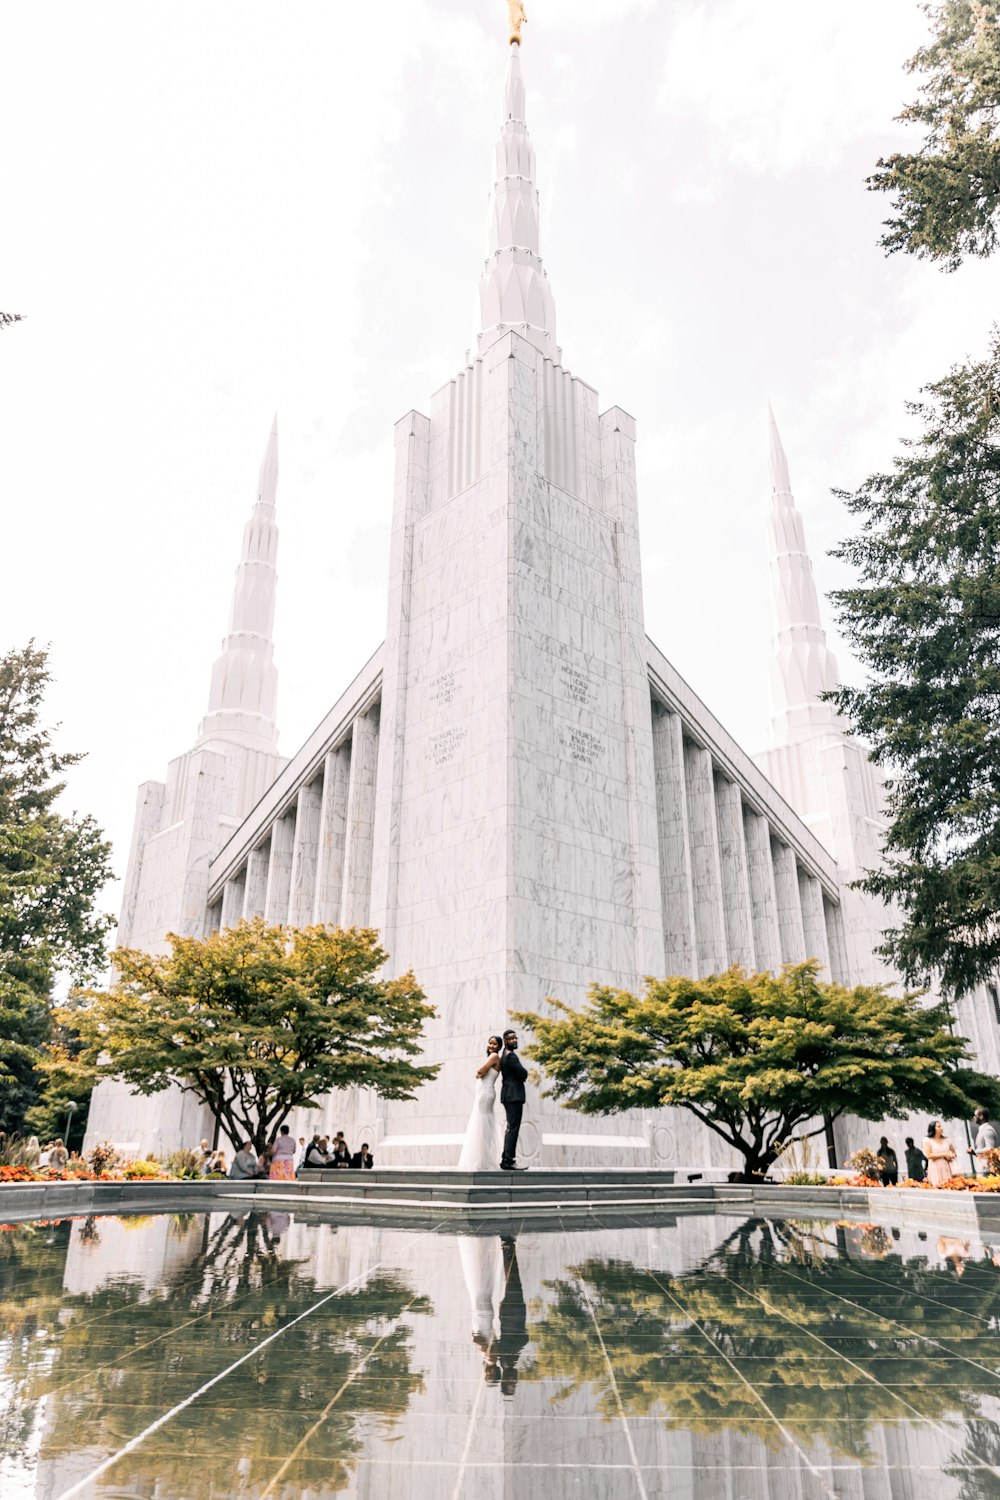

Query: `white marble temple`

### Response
(87, 37, 1000, 1172)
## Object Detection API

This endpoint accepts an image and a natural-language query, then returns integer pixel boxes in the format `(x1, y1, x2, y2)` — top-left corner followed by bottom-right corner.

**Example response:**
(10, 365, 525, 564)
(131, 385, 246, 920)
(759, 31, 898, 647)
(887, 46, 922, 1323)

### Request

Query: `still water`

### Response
(2, 1206, 1000, 1499)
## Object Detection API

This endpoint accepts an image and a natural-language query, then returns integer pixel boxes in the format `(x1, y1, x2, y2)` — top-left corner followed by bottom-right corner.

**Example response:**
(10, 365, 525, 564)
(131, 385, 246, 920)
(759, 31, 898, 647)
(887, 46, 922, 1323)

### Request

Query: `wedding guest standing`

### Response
(878, 1136, 898, 1186)
(974, 1109, 998, 1161)
(904, 1137, 927, 1181)
(924, 1120, 958, 1186)
(269, 1125, 298, 1181)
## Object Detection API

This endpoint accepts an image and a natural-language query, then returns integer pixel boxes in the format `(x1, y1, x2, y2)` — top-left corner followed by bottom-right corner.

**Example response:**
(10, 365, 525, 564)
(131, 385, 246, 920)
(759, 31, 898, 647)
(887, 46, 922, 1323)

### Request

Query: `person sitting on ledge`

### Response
(229, 1141, 259, 1179)
(301, 1134, 330, 1170)
(350, 1143, 374, 1169)
(330, 1137, 352, 1169)
(48, 1138, 68, 1170)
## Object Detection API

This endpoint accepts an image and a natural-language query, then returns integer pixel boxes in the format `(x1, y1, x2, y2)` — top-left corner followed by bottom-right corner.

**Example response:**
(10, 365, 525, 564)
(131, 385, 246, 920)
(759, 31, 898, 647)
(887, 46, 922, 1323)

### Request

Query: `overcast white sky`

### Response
(1, 0, 993, 923)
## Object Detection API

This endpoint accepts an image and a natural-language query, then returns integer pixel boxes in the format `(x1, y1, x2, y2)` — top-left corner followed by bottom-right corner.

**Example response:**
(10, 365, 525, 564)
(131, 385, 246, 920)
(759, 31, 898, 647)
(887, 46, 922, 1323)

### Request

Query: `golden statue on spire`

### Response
(507, 0, 527, 45)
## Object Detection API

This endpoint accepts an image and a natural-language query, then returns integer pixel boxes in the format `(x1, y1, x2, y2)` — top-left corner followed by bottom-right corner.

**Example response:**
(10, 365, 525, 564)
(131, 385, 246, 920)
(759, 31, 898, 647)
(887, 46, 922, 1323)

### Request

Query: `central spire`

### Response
(477, 35, 557, 360)
(198, 416, 280, 753)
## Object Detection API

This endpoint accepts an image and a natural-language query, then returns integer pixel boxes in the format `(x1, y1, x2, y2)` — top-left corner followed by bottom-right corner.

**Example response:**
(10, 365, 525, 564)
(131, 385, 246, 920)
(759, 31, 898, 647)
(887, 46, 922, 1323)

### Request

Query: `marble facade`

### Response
(86, 40, 1000, 1167)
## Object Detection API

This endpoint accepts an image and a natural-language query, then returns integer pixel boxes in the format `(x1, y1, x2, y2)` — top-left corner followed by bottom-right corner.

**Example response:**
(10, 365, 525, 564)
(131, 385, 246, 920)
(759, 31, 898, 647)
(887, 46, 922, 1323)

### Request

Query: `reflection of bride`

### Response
(458, 1234, 504, 1353)
(457, 1035, 502, 1170)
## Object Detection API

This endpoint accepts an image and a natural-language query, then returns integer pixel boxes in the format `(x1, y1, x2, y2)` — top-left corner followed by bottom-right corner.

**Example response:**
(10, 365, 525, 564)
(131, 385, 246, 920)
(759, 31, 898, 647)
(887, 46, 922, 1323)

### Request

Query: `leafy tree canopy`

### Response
(515, 962, 1000, 1177)
(870, 0, 1000, 268)
(0, 643, 113, 1134)
(828, 337, 1000, 995)
(70, 919, 439, 1151)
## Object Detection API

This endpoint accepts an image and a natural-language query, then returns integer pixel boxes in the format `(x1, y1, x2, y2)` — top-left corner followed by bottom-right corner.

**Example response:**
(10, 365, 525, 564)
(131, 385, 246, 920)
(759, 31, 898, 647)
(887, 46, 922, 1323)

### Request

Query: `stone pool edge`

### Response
(1, 1175, 998, 1234)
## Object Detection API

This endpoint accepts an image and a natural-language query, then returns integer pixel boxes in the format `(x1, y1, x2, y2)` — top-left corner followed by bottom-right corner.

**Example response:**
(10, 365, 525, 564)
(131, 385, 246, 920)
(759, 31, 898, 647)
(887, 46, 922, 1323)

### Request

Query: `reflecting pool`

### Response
(3, 1206, 1000, 1498)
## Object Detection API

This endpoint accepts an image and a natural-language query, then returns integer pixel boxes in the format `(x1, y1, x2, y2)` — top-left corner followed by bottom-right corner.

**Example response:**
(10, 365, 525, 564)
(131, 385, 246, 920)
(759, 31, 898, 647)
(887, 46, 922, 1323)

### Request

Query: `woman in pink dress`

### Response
(268, 1125, 298, 1181)
(923, 1119, 958, 1186)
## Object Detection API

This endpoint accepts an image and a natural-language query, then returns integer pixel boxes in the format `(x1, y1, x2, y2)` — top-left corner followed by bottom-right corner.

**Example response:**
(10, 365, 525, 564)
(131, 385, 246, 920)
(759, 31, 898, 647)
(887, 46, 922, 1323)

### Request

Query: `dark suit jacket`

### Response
(500, 1048, 527, 1104)
(350, 1151, 374, 1170)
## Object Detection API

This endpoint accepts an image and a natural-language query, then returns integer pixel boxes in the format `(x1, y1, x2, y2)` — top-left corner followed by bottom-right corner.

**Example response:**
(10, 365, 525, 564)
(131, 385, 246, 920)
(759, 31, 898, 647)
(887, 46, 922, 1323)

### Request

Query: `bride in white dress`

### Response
(457, 1035, 502, 1170)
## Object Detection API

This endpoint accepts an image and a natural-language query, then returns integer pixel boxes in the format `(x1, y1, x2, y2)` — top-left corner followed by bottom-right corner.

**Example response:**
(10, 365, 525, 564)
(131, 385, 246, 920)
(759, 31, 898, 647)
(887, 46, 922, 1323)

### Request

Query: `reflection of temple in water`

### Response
(22, 1207, 1000, 1499)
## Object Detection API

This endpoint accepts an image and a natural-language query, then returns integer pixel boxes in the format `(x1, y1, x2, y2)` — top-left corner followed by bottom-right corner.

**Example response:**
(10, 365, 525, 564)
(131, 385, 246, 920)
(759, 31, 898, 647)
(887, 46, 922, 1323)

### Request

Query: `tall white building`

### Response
(86, 37, 1000, 1168)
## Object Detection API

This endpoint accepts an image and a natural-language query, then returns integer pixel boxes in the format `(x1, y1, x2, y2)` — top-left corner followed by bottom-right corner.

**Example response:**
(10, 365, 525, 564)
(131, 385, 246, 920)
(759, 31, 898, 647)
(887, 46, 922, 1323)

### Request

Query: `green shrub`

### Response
(166, 1149, 203, 1180)
(122, 1158, 165, 1179)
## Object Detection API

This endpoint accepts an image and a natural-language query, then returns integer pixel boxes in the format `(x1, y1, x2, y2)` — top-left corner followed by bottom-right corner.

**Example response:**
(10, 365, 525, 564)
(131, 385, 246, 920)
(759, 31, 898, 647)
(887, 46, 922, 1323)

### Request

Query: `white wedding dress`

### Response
(457, 1064, 501, 1170)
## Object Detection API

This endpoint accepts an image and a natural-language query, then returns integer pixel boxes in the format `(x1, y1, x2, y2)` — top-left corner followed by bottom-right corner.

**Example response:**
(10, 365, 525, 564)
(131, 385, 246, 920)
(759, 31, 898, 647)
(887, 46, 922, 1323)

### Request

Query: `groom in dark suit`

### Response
(499, 1029, 528, 1170)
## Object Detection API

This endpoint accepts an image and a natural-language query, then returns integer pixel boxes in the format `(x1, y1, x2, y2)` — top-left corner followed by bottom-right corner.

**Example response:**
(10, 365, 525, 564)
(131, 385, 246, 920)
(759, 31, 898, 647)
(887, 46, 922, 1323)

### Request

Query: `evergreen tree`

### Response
(870, 0, 1000, 269)
(0, 643, 113, 1133)
(516, 962, 1000, 1178)
(828, 338, 1000, 994)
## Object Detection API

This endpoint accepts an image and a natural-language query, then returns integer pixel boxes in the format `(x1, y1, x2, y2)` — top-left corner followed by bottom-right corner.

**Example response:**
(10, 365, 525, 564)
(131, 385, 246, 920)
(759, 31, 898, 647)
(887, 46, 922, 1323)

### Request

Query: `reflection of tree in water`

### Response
(0, 1219, 74, 1469)
(0, 1212, 431, 1497)
(947, 1418, 1000, 1500)
(529, 1218, 1000, 1465)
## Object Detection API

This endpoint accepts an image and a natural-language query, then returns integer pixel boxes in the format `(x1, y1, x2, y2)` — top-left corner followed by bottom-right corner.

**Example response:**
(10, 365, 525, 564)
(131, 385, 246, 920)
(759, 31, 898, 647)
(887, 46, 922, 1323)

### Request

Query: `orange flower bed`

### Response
(0, 1165, 173, 1185)
(829, 1172, 1000, 1194)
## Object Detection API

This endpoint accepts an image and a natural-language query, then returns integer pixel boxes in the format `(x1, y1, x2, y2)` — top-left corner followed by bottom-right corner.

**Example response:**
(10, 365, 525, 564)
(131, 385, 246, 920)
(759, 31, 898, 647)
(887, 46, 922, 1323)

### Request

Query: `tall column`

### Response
(824, 896, 850, 984)
(798, 870, 832, 975)
(242, 841, 270, 919)
(714, 774, 756, 970)
(683, 742, 727, 976)
(771, 838, 806, 963)
(743, 809, 782, 973)
(341, 711, 380, 927)
(220, 873, 245, 930)
(652, 705, 697, 974)
(315, 745, 351, 924)
(264, 813, 295, 923)
(288, 779, 322, 926)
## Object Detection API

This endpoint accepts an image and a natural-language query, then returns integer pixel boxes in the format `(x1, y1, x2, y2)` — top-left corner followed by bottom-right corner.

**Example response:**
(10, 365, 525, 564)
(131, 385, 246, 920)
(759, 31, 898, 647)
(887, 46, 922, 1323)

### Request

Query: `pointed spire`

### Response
(197, 418, 280, 753)
(258, 411, 278, 507)
(477, 39, 557, 360)
(765, 404, 841, 742)
(767, 399, 791, 496)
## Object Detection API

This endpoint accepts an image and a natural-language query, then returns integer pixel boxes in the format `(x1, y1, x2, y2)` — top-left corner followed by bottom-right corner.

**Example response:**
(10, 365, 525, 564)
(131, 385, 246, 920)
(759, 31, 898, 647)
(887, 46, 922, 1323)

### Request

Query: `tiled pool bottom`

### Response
(4, 1212, 1000, 1500)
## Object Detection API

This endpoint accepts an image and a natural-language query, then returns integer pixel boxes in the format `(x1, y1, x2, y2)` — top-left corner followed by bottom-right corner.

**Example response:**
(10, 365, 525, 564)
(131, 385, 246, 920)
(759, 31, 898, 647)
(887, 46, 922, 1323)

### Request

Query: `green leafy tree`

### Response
(0, 643, 114, 1134)
(0, 976, 51, 1136)
(70, 919, 439, 1151)
(828, 339, 1000, 995)
(515, 962, 1000, 1177)
(22, 1005, 92, 1149)
(870, 0, 1000, 269)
